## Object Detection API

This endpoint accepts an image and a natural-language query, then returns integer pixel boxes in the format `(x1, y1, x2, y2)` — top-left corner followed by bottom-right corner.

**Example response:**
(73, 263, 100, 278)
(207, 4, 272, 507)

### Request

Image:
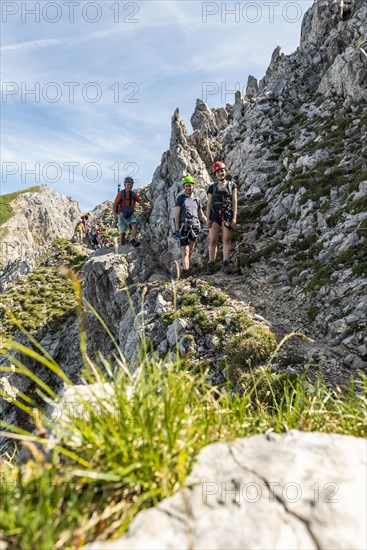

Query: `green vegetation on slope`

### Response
(0, 239, 88, 340)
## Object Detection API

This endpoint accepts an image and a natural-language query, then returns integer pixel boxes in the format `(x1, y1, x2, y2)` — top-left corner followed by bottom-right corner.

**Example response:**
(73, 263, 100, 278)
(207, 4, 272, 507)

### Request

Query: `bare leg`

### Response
(182, 241, 195, 270)
(222, 225, 232, 261)
(209, 222, 220, 262)
(130, 224, 137, 240)
(181, 245, 190, 270)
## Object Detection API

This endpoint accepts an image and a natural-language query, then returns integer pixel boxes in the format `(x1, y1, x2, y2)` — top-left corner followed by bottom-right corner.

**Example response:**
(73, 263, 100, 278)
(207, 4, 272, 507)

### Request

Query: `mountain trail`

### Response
(204, 267, 359, 388)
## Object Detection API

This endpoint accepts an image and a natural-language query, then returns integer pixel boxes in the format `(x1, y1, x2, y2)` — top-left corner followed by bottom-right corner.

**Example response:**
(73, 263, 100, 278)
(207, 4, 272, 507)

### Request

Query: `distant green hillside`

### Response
(0, 186, 43, 226)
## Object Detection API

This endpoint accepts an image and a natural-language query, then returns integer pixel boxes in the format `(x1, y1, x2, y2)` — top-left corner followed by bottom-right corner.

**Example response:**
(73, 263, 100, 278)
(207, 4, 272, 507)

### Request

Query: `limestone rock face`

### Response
(137, 0, 367, 365)
(0, 186, 81, 289)
(84, 431, 367, 550)
(317, 46, 367, 100)
(245, 75, 259, 99)
(1, 2, 367, 542)
(143, 108, 212, 273)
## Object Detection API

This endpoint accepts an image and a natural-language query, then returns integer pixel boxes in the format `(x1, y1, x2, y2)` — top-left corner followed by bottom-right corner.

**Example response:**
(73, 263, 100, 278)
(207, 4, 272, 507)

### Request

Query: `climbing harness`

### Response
(179, 218, 200, 246)
(210, 181, 235, 225)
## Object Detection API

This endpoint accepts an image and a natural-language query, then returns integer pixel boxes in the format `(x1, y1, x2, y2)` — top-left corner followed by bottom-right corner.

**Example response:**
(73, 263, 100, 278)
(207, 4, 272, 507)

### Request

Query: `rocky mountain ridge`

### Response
(0, 186, 81, 290)
(1, 0, 366, 431)
(141, 0, 367, 368)
(1, 1, 366, 546)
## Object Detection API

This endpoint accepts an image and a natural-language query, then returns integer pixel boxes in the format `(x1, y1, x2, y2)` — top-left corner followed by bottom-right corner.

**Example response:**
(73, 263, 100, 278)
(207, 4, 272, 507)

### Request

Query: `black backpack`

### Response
(211, 181, 234, 212)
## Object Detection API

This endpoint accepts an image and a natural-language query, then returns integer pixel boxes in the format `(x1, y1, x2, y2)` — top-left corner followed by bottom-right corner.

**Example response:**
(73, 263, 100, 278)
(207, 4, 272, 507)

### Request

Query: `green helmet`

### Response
(182, 176, 196, 185)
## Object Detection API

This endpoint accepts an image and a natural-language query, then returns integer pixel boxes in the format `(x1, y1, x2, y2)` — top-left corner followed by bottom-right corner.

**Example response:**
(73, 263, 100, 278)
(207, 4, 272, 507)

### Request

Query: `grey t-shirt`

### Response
(175, 193, 202, 224)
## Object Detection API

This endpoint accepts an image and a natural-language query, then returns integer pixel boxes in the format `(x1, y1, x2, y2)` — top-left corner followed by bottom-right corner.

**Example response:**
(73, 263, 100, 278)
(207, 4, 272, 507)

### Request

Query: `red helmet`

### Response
(212, 161, 226, 173)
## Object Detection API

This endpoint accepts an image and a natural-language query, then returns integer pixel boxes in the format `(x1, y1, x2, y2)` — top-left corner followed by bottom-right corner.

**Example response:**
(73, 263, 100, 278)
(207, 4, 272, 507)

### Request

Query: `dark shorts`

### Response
(180, 225, 200, 246)
(210, 208, 233, 226)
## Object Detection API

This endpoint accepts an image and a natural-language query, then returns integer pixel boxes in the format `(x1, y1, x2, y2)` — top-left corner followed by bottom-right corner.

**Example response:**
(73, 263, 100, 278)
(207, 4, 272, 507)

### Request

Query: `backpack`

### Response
(118, 190, 136, 219)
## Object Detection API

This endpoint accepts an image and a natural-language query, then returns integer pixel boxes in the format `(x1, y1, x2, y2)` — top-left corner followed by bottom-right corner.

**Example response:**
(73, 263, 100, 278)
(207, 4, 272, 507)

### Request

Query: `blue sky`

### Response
(1, 0, 313, 212)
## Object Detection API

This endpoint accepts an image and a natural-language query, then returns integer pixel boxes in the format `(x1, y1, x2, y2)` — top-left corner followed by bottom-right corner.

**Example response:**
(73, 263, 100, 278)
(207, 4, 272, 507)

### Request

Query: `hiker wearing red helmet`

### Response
(113, 177, 148, 247)
(175, 176, 207, 278)
(206, 161, 237, 274)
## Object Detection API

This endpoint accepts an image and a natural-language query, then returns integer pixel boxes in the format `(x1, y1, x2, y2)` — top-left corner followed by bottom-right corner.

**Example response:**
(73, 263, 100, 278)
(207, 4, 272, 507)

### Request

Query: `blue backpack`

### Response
(119, 190, 135, 219)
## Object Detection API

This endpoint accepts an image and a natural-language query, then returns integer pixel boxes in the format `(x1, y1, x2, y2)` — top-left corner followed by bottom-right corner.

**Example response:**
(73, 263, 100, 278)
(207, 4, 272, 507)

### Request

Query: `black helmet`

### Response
(124, 176, 134, 185)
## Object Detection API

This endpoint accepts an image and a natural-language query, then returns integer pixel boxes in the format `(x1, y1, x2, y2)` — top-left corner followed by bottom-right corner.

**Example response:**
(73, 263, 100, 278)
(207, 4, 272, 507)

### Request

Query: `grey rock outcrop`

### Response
(245, 75, 259, 99)
(85, 430, 367, 550)
(0, 318, 82, 451)
(0, 186, 81, 289)
(2, 1, 367, 543)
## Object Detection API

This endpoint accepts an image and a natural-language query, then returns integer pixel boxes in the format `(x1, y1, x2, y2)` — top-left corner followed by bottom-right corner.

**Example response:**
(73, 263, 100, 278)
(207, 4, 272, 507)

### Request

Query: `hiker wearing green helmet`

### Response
(175, 176, 207, 278)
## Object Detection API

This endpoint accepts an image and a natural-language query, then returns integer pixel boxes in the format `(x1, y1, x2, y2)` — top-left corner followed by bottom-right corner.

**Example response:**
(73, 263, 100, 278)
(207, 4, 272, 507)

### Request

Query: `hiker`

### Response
(91, 229, 101, 250)
(89, 226, 97, 246)
(113, 177, 148, 247)
(81, 213, 90, 241)
(175, 176, 207, 278)
(206, 161, 237, 274)
(75, 219, 84, 243)
(103, 235, 111, 247)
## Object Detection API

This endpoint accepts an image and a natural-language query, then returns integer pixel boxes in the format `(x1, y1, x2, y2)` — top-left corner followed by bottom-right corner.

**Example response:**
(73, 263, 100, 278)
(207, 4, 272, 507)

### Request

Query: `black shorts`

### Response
(180, 225, 199, 246)
(210, 208, 233, 226)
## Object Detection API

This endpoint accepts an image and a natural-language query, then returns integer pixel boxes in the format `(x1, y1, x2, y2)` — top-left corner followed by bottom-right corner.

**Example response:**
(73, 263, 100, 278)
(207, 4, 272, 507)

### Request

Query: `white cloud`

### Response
(0, 37, 68, 52)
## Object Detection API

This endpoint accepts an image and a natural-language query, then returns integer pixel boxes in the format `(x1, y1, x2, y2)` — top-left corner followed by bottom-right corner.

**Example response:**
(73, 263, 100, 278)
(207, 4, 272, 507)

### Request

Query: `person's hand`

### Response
(175, 230, 181, 238)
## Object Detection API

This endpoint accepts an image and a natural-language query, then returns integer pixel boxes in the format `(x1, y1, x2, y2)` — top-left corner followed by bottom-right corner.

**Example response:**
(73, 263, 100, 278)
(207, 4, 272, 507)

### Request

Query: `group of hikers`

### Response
(174, 161, 237, 277)
(113, 161, 238, 277)
(74, 214, 111, 249)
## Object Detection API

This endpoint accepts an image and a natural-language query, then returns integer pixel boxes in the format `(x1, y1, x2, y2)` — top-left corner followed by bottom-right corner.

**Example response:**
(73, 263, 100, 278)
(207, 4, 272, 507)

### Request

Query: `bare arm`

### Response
(206, 193, 213, 227)
(198, 207, 207, 225)
(175, 205, 181, 231)
(113, 192, 121, 220)
(232, 187, 238, 225)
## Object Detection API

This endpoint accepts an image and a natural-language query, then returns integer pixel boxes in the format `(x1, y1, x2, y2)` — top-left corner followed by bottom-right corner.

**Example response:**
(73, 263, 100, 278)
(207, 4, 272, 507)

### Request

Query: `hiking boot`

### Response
(207, 262, 216, 275)
(181, 269, 190, 279)
(130, 239, 140, 247)
(221, 260, 230, 274)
